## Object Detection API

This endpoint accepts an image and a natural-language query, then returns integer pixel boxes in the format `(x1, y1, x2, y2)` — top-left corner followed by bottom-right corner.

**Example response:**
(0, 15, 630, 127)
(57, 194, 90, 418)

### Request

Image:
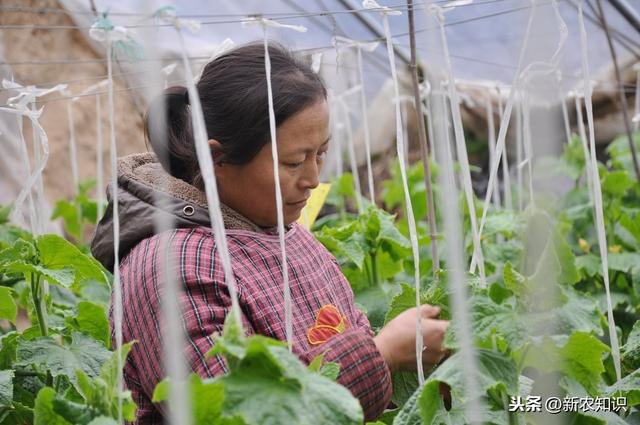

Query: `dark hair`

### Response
(144, 41, 327, 190)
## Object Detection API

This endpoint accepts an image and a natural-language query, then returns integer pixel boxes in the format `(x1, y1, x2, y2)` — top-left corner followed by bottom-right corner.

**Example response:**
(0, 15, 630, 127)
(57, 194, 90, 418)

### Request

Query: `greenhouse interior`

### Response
(0, 0, 639, 424)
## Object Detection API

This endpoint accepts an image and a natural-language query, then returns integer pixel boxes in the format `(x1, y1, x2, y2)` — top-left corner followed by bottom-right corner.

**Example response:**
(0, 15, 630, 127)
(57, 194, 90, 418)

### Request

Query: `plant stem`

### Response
(371, 251, 379, 287)
(407, 0, 440, 276)
(30, 273, 48, 337)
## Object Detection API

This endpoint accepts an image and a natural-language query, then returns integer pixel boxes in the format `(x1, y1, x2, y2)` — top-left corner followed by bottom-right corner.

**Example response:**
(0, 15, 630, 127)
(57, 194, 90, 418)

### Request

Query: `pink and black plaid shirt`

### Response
(114, 223, 392, 423)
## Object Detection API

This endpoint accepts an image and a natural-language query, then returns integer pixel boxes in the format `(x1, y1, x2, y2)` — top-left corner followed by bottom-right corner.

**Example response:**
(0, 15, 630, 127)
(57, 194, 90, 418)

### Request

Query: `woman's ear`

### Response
(208, 139, 224, 164)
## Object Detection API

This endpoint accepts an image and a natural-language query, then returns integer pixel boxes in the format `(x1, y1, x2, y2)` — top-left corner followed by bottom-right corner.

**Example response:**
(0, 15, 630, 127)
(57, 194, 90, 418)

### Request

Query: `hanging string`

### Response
(245, 17, 308, 351)
(1, 80, 66, 234)
(14, 113, 37, 233)
(337, 96, 364, 212)
(156, 8, 244, 329)
(96, 94, 105, 218)
(471, 0, 536, 274)
(515, 93, 524, 211)
(485, 94, 501, 209)
(65, 97, 80, 193)
(425, 4, 482, 422)
(497, 87, 512, 210)
(578, 0, 622, 381)
(573, 92, 594, 204)
(357, 45, 376, 204)
(434, 5, 487, 286)
(365, 0, 425, 383)
(521, 94, 534, 206)
(557, 72, 573, 146)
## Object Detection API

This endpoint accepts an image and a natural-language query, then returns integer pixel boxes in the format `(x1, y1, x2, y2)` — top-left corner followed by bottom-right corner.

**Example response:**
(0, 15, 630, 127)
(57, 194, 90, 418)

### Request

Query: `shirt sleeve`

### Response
(298, 309, 393, 422)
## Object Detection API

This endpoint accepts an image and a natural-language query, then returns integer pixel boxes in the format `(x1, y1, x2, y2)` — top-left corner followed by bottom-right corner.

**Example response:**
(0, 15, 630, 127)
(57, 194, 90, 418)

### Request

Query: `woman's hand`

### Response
(373, 304, 449, 372)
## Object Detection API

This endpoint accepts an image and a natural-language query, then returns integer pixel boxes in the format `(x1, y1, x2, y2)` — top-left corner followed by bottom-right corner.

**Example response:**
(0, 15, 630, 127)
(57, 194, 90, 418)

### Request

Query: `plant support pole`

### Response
(596, 0, 640, 181)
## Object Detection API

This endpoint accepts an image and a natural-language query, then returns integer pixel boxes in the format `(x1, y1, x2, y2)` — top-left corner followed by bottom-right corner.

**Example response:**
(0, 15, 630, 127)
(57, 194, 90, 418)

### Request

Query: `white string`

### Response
(558, 73, 573, 146)
(356, 45, 376, 204)
(96, 94, 105, 218)
(263, 29, 293, 351)
(434, 7, 487, 286)
(578, 0, 621, 381)
(521, 94, 534, 206)
(574, 94, 594, 203)
(0, 105, 48, 236)
(515, 93, 524, 211)
(65, 99, 80, 193)
(104, 39, 125, 425)
(485, 95, 500, 208)
(376, 4, 425, 383)
(497, 89, 512, 210)
(15, 114, 37, 233)
(338, 98, 364, 213)
(471, 0, 536, 273)
(427, 13, 482, 420)
(172, 29, 243, 327)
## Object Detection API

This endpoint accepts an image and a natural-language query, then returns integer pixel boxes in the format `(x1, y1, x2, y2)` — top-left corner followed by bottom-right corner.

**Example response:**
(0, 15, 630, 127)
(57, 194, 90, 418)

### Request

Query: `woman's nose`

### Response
(300, 161, 320, 190)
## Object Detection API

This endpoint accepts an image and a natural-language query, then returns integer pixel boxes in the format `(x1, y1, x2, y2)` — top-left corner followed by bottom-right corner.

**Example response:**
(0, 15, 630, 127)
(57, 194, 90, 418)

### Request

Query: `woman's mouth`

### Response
(288, 198, 308, 208)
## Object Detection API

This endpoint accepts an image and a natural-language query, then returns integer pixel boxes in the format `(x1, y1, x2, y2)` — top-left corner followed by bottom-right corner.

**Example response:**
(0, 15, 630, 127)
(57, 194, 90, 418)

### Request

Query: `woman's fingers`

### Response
(419, 304, 441, 319)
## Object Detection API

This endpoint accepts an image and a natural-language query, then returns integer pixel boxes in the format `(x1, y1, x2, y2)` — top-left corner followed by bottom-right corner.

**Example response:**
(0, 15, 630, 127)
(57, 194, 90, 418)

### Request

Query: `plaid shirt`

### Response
(114, 224, 392, 423)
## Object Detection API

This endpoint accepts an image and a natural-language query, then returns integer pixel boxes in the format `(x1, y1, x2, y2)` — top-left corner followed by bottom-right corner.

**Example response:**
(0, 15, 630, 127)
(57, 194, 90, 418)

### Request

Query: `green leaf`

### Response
(0, 286, 17, 324)
(0, 369, 14, 407)
(503, 262, 528, 298)
(17, 333, 111, 388)
(3, 262, 75, 288)
(208, 314, 363, 425)
(52, 396, 99, 425)
(74, 302, 110, 348)
(0, 332, 19, 369)
(602, 170, 633, 197)
(384, 284, 423, 325)
(621, 320, 640, 372)
(431, 349, 519, 398)
(446, 295, 527, 351)
(319, 362, 340, 381)
(608, 253, 640, 273)
(36, 235, 108, 286)
(576, 254, 601, 278)
(391, 371, 420, 408)
(604, 368, 640, 407)
(33, 387, 72, 425)
(51, 201, 81, 242)
(522, 332, 609, 396)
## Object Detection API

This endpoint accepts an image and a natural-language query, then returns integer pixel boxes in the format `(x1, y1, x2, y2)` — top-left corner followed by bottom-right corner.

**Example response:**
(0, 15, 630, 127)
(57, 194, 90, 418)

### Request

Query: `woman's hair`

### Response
(144, 41, 327, 190)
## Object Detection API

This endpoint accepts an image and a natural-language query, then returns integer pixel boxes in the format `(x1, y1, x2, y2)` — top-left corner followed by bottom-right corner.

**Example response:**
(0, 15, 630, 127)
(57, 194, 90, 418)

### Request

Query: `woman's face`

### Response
(214, 98, 331, 227)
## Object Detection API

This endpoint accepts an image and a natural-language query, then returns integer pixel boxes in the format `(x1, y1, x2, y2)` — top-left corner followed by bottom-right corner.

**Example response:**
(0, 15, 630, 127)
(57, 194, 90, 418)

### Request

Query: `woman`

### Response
(91, 41, 449, 424)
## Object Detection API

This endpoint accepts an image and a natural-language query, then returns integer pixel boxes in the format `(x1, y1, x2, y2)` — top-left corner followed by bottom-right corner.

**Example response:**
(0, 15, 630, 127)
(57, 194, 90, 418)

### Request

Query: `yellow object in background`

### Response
(298, 183, 332, 229)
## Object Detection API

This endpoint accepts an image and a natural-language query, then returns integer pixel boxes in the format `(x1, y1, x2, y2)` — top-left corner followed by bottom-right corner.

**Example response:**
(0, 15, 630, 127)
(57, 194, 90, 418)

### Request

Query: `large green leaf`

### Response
(0, 286, 17, 324)
(33, 387, 72, 425)
(36, 235, 108, 286)
(71, 302, 110, 348)
(521, 332, 609, 396)
(205, 315, 363, 425)
(621, 321, 640, 372)
(0, 369, 13, 407)
(17, 333, 110, 388)
(604, 368, 640, 407)
(445, 295, 527, 352)
(393, 350, 520, 425)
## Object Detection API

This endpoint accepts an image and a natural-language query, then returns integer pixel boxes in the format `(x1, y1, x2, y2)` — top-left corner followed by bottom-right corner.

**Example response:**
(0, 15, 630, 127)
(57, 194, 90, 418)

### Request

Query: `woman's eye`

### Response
(317, 151, 328, 161)
(285, 161, 303, 169)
